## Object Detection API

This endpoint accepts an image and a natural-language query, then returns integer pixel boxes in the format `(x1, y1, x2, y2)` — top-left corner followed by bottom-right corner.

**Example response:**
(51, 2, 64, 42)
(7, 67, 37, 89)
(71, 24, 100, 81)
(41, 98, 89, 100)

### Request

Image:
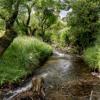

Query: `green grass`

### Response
(0, 36, 52, 86)
(83, 34, 100, 71)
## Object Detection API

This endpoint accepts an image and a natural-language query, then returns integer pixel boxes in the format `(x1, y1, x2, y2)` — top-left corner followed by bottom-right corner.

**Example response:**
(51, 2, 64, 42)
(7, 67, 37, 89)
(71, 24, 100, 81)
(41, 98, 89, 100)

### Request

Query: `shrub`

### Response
(51, 33, 60, 44)
(0, 30, 5, 37)
(60, 32, 70, 47)
(83, 35, 100, 71)
(44, 32, 52, 43)
(67, 0, 100, 51)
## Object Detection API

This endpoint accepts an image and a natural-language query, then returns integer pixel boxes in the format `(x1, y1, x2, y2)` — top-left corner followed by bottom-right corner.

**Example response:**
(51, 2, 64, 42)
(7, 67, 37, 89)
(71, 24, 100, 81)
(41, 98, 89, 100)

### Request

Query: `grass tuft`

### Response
(0, 36, 52, 86)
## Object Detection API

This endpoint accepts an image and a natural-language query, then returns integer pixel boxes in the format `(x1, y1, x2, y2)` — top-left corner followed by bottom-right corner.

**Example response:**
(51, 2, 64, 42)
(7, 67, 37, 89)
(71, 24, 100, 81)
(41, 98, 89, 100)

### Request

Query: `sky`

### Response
(59, 8, 72, 19)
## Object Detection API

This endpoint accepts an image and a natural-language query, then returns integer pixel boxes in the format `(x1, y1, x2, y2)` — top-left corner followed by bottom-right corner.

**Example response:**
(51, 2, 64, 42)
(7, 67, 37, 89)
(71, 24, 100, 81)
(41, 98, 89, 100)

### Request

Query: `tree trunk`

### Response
(0, 0, 20, 56)
(0, 29, 17, 56)
(24, 4, 32, 36)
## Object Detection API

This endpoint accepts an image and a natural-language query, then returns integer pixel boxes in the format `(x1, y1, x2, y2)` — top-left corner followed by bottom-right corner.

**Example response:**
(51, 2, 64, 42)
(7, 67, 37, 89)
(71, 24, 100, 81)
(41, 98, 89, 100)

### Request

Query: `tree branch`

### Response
(23, 1, 36, 26)
(6, 0, 21, 29)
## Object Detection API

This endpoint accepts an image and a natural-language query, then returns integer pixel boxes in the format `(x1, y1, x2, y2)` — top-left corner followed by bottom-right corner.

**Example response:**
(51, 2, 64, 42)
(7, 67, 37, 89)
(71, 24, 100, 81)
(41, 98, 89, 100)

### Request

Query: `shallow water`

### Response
(1, 51, 100, 100)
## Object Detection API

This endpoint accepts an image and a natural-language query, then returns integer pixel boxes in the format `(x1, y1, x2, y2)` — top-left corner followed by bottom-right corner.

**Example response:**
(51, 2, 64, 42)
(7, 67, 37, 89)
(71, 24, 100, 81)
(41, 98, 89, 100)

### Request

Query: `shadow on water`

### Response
(1, 51, 100, 100)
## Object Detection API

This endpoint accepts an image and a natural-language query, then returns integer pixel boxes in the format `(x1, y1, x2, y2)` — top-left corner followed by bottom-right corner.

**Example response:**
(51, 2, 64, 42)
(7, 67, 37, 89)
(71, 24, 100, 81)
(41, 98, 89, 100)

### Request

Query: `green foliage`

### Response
(35, 9, 57, 40)
(0, 19, 4, 30)
(83, 45, 100, 70)
(34, 0, 60, 10)
(60, 32, 70, 47)
(0, 0, 14, 14)
(51, 33, 60, 44)
(67, 0, 100, 50)
(46, 19, 68, 46)
(83, 34, 100, 71)
(43, 32, 52, 43)
(0, 0, 20, 18)
(0, 36, 52, 86)
(0, 30, 5, 37)
(14, 0, 60, 38)
(32, 0, 59, 40)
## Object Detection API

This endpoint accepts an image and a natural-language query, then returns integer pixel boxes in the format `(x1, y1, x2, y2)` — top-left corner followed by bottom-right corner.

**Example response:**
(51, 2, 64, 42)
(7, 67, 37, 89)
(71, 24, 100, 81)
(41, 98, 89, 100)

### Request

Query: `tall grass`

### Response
(83, 34, 100, 71)
(0, 36, 52, 86)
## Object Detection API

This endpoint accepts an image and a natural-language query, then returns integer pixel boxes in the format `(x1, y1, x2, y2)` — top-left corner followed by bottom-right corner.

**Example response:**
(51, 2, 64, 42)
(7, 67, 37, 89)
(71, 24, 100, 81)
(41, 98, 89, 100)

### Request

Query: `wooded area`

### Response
(0, 0, 100, 99)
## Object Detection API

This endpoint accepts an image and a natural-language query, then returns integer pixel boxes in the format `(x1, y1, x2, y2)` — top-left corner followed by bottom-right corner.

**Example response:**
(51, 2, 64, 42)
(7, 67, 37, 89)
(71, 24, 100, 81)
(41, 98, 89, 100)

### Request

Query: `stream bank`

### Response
(1, 51, 100, 100)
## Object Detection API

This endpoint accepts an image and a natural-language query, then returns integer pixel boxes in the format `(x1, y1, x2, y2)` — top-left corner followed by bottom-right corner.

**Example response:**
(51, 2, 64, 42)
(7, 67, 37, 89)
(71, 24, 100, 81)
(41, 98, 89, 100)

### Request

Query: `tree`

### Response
(33, 0, 60, 41)
(16, 1, 36, 36)
(0, 0, 21, 56)
(15, 0, 60, 38)
(67, 0, 100, 52)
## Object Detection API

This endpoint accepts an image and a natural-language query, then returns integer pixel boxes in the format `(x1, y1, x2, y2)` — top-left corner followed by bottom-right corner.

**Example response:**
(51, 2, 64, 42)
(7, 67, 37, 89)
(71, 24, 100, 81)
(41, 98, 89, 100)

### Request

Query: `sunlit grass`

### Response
(0, 36, 52, 86)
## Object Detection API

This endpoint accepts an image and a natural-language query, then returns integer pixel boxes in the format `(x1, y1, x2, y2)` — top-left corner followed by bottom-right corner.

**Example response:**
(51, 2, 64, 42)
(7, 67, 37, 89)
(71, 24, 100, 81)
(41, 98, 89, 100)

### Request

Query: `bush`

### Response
(60, 32, 70, 47)
(67, 0, 100, 50)
(83, 34, 100, 71)
(0, 36, 52, 86)
(44, 32, 52, 43)
(51, 33, 60, 44)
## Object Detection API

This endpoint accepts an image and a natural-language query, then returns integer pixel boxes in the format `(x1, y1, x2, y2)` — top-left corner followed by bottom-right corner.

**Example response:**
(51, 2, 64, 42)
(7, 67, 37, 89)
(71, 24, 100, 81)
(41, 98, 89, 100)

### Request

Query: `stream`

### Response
(1, 51, 100, 100)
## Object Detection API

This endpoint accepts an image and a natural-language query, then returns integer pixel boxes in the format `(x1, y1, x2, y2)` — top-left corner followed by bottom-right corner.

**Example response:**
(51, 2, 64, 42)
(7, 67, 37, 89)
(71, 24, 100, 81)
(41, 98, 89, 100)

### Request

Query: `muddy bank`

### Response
(46, 79, 100, 100)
